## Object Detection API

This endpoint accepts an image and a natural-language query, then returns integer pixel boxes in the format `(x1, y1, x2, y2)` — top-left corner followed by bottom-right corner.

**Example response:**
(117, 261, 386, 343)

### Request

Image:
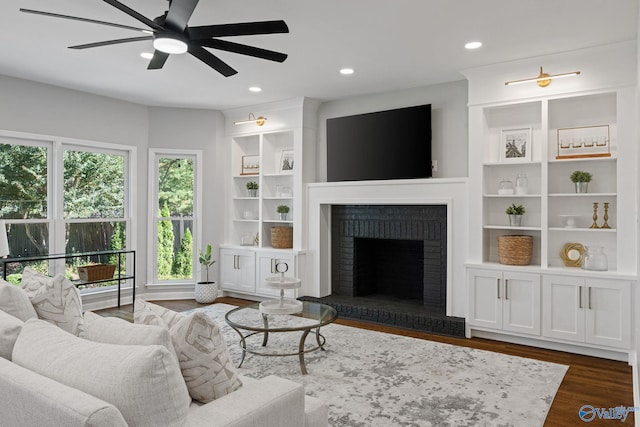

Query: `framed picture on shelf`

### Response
(499, 127, 532, 163)
(241, 155, 260, 175)
(279, 149, 294, 173)
(556, 125, 610, 159)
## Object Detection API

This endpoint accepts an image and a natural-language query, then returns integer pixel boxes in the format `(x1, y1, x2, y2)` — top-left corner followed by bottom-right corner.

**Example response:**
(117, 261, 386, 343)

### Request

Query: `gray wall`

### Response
(316, 80, 469, 180)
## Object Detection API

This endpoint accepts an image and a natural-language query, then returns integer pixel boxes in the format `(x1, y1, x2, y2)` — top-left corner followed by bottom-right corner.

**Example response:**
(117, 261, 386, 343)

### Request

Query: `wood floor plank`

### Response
(96, 297, 635, 426)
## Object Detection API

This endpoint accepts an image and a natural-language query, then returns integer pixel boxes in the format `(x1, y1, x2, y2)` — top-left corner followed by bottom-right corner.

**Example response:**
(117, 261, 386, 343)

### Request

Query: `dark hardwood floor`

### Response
(97, 298, 635, 426)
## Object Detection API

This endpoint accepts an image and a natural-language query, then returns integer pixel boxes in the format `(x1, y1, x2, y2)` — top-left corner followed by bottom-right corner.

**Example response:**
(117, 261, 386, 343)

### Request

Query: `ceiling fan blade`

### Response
(198, 39, 287, 62)
(188, 20, 289, 39)
(188, 45, 237, 77)
(165, 0, 199, 32)
(147, 51, 170, 70)
(69, 36, 152, 49)
(19, 8, 148, 33)
(102, 0, 164, 32)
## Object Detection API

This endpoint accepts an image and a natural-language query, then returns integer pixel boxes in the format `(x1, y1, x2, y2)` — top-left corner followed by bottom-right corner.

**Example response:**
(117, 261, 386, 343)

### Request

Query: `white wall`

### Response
(315, 80, 469, 180)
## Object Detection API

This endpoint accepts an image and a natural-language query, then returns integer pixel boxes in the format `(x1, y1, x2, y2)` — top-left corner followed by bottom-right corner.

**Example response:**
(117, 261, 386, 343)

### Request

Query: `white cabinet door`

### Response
(584, 278, 631, 348)
(256, 251, 296, 297)
(542, 275, 585, 343)
(502, 272, 541, 335)
(467, 269, 502, 329)
(220, 248, 255, 293)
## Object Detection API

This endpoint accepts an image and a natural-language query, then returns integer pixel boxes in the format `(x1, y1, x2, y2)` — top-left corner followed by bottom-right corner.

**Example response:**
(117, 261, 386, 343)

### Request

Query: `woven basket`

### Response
(497, 235, 533, 265)
(271, 226, 293, 249)
(78, 264, 116, 281)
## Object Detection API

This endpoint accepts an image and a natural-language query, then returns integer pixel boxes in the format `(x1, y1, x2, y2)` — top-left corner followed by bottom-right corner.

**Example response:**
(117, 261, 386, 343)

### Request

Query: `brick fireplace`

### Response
(330, 204, 447, 313)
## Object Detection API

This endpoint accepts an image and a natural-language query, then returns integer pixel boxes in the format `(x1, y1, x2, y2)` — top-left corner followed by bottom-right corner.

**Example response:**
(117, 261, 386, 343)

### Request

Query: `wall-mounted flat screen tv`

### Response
(326, 104, 432, 182)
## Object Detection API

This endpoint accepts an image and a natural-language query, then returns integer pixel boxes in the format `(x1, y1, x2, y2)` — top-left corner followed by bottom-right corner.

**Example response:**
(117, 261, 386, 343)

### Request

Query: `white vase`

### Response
(195, 281, 218, 304)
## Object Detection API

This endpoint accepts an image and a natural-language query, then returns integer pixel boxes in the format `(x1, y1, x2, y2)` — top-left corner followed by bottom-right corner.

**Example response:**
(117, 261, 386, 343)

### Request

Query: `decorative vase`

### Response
(279, 212, 288, 221)
(195, 281, 218, 303)
(574, 182, 588, 193)
(498, 178, 514, 195)
(509, 214, 523, 227)
(248, 189, 258, 197)
(515, 173, 528, 195)
(581, 246, 608, 271)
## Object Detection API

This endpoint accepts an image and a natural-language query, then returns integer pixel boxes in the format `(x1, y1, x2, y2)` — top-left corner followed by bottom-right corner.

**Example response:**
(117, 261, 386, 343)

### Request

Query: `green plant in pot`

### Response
(195, 244, 217, 303)
(277, 204, 290, 220)
(570, 170, 592, 194)
(505, 203, 525, 227)
(246, 181, 259, 197)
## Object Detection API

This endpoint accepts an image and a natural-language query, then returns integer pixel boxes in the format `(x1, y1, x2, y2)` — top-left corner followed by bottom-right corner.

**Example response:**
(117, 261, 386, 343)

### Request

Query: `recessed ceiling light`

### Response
(140, 52, 154, 59)
(340, 68, 355, 75)
(465, 41, 482, 50)
(249, 86, 262, 93)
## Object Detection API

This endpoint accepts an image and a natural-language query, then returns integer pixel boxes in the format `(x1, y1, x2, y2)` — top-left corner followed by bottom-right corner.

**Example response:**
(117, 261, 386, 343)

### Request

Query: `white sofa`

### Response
(0, 305, 327, 427)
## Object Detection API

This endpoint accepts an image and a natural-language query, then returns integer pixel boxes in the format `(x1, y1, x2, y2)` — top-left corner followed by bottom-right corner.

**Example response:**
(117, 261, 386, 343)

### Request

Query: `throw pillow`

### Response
(134, 298, 185, 328)
(170, 312, 242, 403)
(0, 310, 23, 360)
(13, 319, 191, 427)
(21, 268, 84, 336)
(0, 279, 37, 321)
(84, 311, 178, 361)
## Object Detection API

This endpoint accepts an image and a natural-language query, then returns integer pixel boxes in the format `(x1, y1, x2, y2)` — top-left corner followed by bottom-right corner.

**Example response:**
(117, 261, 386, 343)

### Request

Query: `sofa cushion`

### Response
(135, 300, 242, 403)
(0, 309, 23, 360)
(21, 267, 84, 336)
(170, 312, 243, 403)
(12, 319, 191, 427)
(134, 298, 185, 327)
(0, 278, 38, 321)
(84, 310, 178, 361)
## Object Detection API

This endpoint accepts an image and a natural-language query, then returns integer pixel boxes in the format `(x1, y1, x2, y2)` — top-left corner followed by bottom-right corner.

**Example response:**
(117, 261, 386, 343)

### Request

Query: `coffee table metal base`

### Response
(229, 313, 328, 375)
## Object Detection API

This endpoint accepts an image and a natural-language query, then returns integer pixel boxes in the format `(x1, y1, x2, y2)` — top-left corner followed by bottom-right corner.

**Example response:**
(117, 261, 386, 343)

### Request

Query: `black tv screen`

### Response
(327, 104, 432, 182)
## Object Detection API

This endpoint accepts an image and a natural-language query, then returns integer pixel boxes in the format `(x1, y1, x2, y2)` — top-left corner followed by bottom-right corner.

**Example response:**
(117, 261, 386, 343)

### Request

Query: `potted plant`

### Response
(570, 170, 592, 193)
(246, 181, 259, 197)
(277, 204, 290, 220)
(195, 244, 217, 303)
(505, 203, 525, 227)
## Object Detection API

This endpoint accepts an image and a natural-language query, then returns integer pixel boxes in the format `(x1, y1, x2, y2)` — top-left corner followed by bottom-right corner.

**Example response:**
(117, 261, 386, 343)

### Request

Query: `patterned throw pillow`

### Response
(134, 300, 242, 403)
(21, 268, 84, 336)
(134, 298, 185, 328)
(170, 312, 242, 403)
(0, 279, 37, 321)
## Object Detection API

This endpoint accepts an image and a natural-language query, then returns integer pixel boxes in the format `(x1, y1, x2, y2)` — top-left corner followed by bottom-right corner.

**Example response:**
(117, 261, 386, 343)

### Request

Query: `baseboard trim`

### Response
(631, 350, 640, 427)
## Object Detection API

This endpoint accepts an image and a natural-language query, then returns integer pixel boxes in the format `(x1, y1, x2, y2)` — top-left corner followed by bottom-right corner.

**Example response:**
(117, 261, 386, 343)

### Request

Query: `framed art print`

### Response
(241, 155, 260, 175)
(500, 127, 532, 163)
(556, 125, 610, 160)
(279, 149, 294, 173)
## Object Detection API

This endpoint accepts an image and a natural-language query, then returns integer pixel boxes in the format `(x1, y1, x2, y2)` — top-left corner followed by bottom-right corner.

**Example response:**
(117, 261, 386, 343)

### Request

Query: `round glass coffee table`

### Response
(225, 301, 338, 375)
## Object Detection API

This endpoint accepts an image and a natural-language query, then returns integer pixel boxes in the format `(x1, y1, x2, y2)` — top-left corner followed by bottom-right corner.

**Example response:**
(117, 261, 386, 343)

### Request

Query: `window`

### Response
(0, 133, 133, 290)
(150, 150, 201, 283)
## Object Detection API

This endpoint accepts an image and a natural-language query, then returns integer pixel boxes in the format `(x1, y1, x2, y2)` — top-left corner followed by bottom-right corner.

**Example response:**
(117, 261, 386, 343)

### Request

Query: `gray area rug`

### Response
(190, 304, 568, 427)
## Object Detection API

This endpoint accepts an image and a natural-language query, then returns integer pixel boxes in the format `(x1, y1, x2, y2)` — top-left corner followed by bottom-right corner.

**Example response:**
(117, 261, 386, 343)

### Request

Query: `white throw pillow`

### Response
(13, 319, 191, 427)
(0, 279, 37, 321)
(21, 268, 84, 336)
(0, 310, 23, 360)
(134, 298, 185, 328)
(170, 312, 243, 403)
(84, 311, 178, 361)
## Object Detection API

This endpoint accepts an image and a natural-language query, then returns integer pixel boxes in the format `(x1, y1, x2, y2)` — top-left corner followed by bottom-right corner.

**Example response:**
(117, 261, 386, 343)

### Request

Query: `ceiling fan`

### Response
(20, 0, 289, 77)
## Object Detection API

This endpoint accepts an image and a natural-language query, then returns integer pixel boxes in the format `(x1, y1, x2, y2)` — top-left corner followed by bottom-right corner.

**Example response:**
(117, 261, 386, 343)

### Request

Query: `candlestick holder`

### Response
(601, 202, 611, 229)
(590, 202, 600, 229)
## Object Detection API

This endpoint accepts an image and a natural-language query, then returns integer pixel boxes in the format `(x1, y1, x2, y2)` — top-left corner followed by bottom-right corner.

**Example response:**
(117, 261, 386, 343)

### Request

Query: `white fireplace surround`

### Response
(305, 178, 468, 318)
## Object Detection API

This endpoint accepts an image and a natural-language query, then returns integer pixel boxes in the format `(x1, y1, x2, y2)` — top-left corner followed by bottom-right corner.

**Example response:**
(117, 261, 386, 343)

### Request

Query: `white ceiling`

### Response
(1, 0, 637, 110)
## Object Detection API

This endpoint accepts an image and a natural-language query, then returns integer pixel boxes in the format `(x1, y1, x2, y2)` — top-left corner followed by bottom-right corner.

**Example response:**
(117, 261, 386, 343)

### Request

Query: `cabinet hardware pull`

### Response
(588, 287, 592, 310)
(505, 279, 508, 300)
(497, 279, 500, 299)
(234, 255, 239, 269)
(271, 258, 276, 273)
(578, 286, 582, 308)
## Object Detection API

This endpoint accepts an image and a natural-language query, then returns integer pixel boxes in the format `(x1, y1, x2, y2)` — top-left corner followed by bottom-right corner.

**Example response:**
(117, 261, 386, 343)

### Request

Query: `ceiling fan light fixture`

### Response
(153, 34, 188, 54)
(234, 113, 267, 126)
(505, 66, 581, 87)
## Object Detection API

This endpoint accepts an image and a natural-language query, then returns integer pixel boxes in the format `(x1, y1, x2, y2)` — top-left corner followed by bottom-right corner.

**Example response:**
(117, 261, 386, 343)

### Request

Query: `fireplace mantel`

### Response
(305, 178, 468, 318)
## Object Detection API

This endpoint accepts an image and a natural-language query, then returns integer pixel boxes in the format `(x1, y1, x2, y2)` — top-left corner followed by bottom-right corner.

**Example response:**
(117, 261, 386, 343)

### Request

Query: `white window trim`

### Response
(147, 148, 203, 286)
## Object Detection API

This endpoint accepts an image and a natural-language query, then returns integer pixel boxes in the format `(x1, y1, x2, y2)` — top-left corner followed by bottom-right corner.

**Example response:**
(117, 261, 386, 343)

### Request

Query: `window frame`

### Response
(148, 148, 203, 285)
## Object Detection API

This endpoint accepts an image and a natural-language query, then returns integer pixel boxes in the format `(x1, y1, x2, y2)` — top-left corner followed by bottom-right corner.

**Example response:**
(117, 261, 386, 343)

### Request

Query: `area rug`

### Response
(189, 304, 568, 427)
